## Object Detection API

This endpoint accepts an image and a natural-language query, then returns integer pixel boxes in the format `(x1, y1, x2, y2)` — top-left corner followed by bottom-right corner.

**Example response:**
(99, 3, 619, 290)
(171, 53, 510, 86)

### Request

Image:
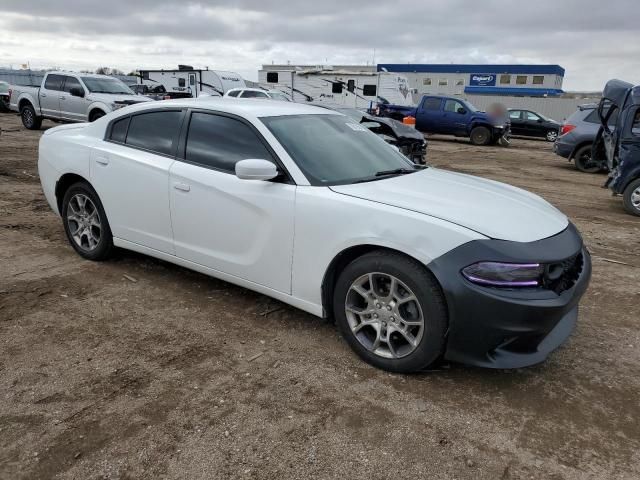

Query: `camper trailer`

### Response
(138, 66, 246, 98)
(258, 66, 413, 109)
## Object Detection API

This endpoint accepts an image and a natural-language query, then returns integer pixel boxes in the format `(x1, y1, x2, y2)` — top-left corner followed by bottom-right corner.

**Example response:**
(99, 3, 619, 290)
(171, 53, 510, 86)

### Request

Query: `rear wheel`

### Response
(61, 182, 114, 260)
(470, 126, 491, 146)
(573, 144, 601, 173)
(333, 250, 447, 373)
(622, 179, 640, 217)
(546, 130, 559, 142)
(20, 104, 42, 130)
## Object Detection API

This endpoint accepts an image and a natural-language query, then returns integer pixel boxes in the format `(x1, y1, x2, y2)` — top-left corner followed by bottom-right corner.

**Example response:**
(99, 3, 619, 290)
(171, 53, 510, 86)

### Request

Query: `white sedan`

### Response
(38, 99, 591, 372)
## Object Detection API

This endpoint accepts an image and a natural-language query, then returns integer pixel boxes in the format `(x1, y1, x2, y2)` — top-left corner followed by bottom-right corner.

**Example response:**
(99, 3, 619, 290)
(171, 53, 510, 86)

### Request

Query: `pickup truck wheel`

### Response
(89, 110, 105, 122)
(622, 179, 640, 217)
(573, 145, 601, 173)
(21, 104, 42, 130)
(333, 250, 447, 373)
(470, 126, 491, 146)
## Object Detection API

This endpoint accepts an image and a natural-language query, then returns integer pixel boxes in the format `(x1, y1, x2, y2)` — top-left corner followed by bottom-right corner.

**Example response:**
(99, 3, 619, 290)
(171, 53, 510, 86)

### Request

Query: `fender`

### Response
(86, 100, 112, 121)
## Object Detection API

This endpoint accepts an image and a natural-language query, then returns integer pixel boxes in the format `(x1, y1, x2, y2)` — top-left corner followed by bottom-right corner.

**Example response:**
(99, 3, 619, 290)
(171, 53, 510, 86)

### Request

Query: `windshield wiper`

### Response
(374, 168, 417, 177)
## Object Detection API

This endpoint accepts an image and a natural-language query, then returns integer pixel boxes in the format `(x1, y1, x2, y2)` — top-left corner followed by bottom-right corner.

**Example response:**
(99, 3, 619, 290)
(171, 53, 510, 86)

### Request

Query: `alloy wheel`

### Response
(66, 193, 102, 251)
(546, 130, 558, 142)
(345, 272, 424, 359)
(22, 109, 33, 128)
(631, 186, 640, 210)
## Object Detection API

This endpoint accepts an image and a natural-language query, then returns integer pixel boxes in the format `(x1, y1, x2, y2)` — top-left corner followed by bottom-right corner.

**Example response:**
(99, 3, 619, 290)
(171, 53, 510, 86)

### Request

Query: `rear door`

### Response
(415, 97, 443, 133)
(90, 109, 184, 254)
(169, 110, 296, 293)
(40, 74, 64, 117)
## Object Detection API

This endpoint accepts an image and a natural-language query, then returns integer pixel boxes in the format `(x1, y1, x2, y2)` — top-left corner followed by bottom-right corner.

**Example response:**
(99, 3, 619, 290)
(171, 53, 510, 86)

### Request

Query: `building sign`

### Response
(469, 74, 496, 87)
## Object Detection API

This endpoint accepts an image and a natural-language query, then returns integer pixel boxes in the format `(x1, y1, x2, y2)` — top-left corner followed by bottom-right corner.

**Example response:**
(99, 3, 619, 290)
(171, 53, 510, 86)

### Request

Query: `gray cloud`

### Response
(0, 0, 638, 90)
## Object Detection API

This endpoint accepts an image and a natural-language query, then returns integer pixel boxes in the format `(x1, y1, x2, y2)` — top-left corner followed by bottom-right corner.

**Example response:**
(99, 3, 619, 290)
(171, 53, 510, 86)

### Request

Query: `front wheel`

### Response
(469, 126, 491, 146)
(61, 182, 114, 260)
(573, 144, 601, 173)
(546, 130, 559, 142)
(622, 178, 640, 217)
(89, 110, 105, 122)
(333, 250, 448, 373)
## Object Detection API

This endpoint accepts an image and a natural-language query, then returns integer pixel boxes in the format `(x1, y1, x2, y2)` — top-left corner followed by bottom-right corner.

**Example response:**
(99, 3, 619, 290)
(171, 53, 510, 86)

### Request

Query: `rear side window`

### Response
(125, 111, 183, 155)
(110, 116, 130, 143)
(184, 112, 274, 173)
(422, 97, 441, 111)
(44, 74, 65, 91)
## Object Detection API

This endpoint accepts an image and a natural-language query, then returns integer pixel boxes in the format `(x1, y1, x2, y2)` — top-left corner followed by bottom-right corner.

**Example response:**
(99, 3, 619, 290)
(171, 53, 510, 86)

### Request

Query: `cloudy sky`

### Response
(0, 0, 638, 91)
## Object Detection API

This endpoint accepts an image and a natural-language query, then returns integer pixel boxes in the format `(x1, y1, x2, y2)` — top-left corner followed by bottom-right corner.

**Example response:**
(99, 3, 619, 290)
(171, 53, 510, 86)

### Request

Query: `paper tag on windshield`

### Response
(346, 123, 367, 132)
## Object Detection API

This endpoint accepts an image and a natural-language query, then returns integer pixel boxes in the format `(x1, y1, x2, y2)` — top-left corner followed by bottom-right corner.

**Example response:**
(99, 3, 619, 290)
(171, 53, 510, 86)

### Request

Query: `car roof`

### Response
(47, 71, 118, 80)
(118, 97, 333, 118)
(228, 87, 266, 93)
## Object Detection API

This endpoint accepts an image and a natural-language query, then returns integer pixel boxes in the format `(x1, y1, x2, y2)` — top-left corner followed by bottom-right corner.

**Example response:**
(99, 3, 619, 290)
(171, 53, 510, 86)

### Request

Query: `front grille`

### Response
(544, 251, 584, 294)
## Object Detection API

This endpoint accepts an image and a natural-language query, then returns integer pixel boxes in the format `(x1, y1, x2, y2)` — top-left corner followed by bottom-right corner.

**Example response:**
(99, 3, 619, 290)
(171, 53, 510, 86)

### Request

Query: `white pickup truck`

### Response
(9, 71, 151, 130)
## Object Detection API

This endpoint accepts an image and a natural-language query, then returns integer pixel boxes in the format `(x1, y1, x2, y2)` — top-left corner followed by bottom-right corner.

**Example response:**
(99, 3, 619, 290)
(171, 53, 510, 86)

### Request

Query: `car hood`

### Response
(86, 93, 152, 104)
(330, 168, 568, 242)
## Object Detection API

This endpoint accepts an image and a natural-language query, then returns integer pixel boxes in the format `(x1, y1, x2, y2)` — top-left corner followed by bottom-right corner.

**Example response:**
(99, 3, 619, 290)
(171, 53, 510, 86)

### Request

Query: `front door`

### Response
(58, 76, 87, 122)
(169, 111, 296, 293)
(442, 98, 470, 136)
(523, 111, 544, 137)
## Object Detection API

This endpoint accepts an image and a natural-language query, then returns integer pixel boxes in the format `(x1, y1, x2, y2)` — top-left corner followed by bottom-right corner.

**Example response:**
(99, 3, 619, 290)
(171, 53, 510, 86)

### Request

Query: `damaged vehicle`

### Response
(317, 105, 427, 164)
(595, 79, 640, 216)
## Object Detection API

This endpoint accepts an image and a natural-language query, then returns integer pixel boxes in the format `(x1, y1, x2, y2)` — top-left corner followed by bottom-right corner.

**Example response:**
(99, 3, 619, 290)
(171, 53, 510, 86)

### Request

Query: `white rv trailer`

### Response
(258, 66, 413, 109)
(138, 66, 246, 98)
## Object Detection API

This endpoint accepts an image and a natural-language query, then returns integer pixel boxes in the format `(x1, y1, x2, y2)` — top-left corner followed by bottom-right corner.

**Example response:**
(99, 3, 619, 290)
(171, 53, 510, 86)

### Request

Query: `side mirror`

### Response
(457, 107, 467, 115)
(70, 87, 84, 98)
(235, 159, 279, 181)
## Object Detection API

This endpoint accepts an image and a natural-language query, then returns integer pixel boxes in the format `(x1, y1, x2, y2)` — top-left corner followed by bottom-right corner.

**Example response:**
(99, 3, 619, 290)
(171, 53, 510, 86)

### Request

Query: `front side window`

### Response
(62, 76, 83, 94)
(516, 75, 528, 85)
(444, 99, 464, 113)
(262, 114, 414, 186)
(185, 113, 274, 173)
(525, 111, 541, 121)
(44, 74, 65, 91)
(509, 110, 521, 120)
(125, 111, 183, 155)
(81, 77, 133, 94)
(240, 90, 269, 98)
(422, 97, 441, 111)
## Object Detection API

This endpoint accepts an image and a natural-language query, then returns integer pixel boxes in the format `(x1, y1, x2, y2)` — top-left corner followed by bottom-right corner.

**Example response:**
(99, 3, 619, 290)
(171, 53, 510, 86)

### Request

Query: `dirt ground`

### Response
(1, 112, 639, 480)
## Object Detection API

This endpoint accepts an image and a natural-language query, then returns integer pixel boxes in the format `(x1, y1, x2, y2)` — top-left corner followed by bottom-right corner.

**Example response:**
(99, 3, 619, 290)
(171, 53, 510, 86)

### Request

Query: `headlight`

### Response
(462, 262, 543, 287)
(111, 102, 126, 110)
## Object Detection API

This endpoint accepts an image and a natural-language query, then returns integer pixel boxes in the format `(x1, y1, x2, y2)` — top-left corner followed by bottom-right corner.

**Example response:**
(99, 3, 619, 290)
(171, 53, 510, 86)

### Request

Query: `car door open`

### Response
(169, 111, 296, 294)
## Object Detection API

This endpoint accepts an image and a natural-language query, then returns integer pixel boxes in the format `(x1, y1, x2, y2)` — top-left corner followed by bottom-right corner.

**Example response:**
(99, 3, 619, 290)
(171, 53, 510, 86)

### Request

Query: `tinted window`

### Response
(125, 111, 182, 155)
(509, 110, 521, 120)
(62, 76, 82, 94)
(422, 97, 441, 111)
(362, 84, 376, 96)
(227, 90, 240, 97)
(266, 72, 278, 83)
(332, 82, 343, 94)
(585, 108, 618, 126)
(525, 111, 541, 121)
(185, 113, 274, 172)
(241, 90, 269, 98)
(44, 74, 65, 91)
(110, 116, 130, 143)
(444, 99, 464, 113)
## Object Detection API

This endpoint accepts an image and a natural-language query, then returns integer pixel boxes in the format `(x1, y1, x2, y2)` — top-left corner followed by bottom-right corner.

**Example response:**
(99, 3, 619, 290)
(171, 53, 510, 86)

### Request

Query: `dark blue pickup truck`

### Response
(377, 95, 510, 146)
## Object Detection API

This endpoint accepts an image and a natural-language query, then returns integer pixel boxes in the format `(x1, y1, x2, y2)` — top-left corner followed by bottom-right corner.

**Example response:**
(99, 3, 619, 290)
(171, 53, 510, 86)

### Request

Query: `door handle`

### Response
(95, 157, 109, 166)
(173, 183, 190, 192)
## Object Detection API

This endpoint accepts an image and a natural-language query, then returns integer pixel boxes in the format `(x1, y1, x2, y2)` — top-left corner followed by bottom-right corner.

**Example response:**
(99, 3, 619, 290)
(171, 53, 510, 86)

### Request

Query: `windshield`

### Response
(335, 108, 367, 121)
(268, 92, 291, 102)
(81, 77, 134, 95)
(461, 99, 478, 113)
(261, 114, 415, 186)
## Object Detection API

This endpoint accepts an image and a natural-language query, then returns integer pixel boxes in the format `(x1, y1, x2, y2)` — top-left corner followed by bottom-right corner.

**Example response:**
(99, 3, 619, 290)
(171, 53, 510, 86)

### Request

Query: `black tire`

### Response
(573, 144, 601, 173)
(89, 110, 105, 122)
(469, 126, 491, 146)
(20, 103, 43, 130)
(0, 97, 10, 113)
(61, 182, 114, 261)
(622, 178, 640, 217)
(333, 250, 448, 373)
